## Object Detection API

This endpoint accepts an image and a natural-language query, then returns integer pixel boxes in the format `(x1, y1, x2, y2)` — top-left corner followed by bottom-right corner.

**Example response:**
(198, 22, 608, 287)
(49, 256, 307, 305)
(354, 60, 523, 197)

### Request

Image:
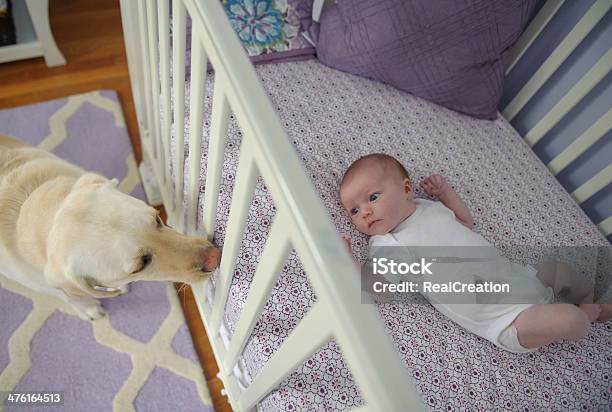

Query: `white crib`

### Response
(120, 0, 421, 410)
(119, 1, 612, 410)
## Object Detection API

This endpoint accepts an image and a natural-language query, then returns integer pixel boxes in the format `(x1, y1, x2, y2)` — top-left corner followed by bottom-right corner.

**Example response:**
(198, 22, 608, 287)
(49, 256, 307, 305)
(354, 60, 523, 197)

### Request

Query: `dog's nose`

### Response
(201, 247, 221, 272)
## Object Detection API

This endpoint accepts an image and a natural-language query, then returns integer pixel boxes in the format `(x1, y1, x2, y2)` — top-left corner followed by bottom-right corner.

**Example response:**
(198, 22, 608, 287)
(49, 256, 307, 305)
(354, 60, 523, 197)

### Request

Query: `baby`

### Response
(339, 153, 611, 353)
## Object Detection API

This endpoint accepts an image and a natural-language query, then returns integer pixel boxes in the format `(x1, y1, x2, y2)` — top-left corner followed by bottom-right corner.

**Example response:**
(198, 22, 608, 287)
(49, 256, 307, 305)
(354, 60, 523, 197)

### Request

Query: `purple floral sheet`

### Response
(168, 60, 612, 411)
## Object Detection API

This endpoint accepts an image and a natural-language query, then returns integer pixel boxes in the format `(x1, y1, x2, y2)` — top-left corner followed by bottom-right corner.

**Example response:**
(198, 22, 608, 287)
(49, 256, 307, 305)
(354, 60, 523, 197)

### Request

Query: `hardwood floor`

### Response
(0, 0, 140, 161)
(0, 1, 231, 410)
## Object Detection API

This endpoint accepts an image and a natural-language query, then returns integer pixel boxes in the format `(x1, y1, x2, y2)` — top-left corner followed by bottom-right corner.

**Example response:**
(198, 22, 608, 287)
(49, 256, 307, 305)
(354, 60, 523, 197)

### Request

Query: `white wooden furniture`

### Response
(503, 0, 612, 240)
(0, 0, 65, 66)
(119, 0, 611, 410)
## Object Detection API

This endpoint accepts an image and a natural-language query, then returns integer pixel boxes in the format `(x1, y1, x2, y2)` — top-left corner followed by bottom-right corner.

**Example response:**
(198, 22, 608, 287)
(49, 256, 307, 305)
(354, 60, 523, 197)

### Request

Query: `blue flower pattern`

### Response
(224, 0, 298, 55)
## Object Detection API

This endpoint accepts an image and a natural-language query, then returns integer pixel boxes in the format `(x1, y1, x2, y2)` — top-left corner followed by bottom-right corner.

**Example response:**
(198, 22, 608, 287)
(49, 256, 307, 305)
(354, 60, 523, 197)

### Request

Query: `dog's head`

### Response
(45, 173, 220, 298)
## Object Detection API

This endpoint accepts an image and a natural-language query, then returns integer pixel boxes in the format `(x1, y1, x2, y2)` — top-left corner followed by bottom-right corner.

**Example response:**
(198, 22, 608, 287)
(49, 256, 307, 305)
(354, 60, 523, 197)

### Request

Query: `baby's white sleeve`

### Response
(368, 236, 418, 284)
(432, 200, 457, 219)
(369, 234, 398, 249)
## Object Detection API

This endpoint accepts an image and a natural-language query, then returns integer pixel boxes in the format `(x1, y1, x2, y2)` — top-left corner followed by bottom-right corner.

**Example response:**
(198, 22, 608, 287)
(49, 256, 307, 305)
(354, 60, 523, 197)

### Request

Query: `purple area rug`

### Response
(0, 91, 214, 411)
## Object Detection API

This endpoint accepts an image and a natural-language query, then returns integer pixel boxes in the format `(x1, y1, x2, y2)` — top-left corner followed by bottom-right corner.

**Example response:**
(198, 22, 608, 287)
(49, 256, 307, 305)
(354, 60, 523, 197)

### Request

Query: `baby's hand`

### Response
(341, 234, 353, 255)
(341, 234, 362, 269)
(420, 174, 450, 198)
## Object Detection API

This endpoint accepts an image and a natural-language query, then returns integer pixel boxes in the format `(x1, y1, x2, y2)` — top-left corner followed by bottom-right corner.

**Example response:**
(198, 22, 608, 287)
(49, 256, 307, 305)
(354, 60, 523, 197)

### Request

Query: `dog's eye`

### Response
(132, 253, 152, 274)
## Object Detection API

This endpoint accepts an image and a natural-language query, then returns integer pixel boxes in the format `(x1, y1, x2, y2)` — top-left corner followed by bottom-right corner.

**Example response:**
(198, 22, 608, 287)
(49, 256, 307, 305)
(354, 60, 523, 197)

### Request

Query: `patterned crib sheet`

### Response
(168, 60, 611, 411)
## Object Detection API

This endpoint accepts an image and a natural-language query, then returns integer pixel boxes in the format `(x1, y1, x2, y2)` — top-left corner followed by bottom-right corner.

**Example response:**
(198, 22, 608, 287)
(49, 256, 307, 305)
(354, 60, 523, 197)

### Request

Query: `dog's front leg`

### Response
(44, 263, 114, 320)
(60, 292, 106, 321)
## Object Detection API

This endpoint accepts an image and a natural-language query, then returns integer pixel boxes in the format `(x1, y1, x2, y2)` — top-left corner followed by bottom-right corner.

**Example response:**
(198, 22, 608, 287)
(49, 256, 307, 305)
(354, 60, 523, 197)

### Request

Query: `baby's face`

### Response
(340, 163, 416, 236)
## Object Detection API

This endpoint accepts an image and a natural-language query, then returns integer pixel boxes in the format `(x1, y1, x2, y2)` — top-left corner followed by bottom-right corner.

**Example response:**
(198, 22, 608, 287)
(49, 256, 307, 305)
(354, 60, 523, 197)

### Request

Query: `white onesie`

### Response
(369, 198, 553, 353)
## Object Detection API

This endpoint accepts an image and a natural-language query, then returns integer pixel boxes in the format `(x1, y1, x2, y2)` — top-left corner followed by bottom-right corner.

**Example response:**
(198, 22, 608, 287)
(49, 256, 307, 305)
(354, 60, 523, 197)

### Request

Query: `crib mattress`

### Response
(169, 60, 611, 411)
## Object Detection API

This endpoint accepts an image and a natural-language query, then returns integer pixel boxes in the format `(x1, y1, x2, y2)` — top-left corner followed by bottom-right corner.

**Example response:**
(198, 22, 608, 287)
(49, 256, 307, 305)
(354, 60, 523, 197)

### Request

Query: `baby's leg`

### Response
(536, 260, 612, 322)
(512, 304, 591, 349)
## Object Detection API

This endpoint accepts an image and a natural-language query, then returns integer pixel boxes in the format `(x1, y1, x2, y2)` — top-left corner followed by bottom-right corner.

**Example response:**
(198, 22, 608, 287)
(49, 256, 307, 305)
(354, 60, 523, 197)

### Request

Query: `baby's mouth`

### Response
(368, 219, 382, 229)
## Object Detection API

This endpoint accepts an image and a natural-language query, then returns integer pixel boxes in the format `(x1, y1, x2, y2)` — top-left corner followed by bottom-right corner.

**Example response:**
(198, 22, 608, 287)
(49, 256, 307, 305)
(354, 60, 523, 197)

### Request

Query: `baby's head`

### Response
(340, 154, 416, 236)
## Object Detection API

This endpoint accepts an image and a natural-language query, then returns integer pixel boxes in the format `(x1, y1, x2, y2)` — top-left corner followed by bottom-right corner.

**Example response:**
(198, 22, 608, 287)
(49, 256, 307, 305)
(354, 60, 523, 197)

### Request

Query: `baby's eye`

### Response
(350, 207, 359, 216)
(369, 192, 380, 202)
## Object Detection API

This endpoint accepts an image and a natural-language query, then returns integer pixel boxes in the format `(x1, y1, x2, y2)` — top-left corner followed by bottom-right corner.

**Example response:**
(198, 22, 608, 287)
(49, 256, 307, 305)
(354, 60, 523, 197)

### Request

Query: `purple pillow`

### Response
(316, 0, 537, 119)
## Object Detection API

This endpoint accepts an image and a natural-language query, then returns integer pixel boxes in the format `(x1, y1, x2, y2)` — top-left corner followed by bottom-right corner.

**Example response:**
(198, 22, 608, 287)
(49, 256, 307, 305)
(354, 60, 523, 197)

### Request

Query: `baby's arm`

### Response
(341, 234, 395, 302)
(420, 174, 474, 229)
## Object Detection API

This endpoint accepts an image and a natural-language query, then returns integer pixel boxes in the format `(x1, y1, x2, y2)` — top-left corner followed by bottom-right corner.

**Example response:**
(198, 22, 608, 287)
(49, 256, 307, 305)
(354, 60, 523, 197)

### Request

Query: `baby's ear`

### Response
(403, 178, 414, 199)
(403, 177, 412, 191)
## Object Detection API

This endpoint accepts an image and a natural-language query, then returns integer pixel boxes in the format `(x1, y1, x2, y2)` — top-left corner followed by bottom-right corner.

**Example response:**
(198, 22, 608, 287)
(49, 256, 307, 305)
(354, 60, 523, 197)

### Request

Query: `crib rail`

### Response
(502, 0, 612, 240)
(119, 0, 423, 410)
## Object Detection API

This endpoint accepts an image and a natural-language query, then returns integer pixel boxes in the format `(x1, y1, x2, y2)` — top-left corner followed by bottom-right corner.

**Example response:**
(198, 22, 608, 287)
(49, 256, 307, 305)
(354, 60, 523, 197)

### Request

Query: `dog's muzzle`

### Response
(201, 247, 221, 273)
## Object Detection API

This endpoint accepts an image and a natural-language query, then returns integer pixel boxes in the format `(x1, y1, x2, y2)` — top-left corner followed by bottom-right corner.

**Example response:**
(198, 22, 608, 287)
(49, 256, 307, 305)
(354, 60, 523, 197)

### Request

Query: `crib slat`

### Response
(547, 108, 612, 175)
(598, 216, 612, 236)
(505, 0, 565, 75)
(525, 48, 612, 147)
(210, 141, 258, 334)
(238, 303, 332, 411)
(141, 0, 176, 210)
(186, 25, 209, 234)
(172, 0, 187, 223)
(189, 281, 249, 410)
(572, 164, 612, 204)
(223, 213, 291, 372)
(502, 0, 611, 121)
(119, 1, 146, 133)
(203, 74, 230, 239)
(136, 1, 153, 149)
(158, 0, 171, 186)
(145, 0, 161, 160)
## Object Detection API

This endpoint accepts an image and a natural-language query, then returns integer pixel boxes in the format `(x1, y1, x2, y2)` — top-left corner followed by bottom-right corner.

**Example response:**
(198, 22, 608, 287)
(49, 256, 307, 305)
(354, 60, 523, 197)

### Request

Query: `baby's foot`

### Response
(578, 304, 601, 322)
(596, 304, 612, 322)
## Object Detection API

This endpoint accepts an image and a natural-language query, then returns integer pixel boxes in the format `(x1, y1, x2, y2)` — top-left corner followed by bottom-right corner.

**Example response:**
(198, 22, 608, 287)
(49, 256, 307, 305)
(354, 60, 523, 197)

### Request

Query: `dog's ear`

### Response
(73, 172, 109, 190)
(44, 256, 122, 299)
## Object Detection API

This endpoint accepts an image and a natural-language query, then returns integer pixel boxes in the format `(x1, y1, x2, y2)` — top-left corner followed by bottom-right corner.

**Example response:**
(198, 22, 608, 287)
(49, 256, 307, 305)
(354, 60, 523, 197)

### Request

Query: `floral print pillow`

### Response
(223, 0, 315, 63)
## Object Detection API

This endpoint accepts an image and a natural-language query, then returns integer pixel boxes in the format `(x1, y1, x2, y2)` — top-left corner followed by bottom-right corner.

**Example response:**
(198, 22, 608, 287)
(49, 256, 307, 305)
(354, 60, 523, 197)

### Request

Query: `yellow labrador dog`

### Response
(0, 134, 220, 320)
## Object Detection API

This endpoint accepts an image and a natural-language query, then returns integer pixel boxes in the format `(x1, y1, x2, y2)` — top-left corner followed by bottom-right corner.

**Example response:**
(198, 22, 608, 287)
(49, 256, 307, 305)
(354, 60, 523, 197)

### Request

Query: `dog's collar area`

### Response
(86, 277, 121, 293)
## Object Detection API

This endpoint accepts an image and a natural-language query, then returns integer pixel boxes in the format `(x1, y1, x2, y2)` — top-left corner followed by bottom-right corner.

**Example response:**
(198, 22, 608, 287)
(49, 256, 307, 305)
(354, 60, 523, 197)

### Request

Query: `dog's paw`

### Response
(78, 304, 107, 321)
